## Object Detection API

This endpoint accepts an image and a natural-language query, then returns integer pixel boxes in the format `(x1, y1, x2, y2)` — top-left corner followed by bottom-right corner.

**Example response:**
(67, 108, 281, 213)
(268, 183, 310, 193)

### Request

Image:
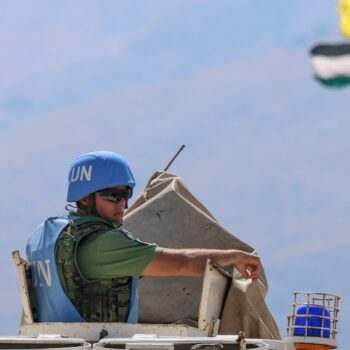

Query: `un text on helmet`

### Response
(70, 165, 93, 182)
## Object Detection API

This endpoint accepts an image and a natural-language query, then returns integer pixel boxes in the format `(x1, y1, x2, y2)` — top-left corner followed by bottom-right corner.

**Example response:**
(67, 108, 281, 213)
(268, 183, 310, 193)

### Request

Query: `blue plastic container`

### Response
(293, 305, 331, 338)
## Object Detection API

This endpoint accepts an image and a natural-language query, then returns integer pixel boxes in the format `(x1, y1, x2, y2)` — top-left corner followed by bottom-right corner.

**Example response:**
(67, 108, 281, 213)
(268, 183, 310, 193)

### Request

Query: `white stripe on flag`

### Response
(311, 54, 350, 79)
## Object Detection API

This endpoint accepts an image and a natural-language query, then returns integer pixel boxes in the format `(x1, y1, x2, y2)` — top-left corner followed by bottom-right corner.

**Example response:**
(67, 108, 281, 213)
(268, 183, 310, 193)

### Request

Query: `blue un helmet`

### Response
(67, 151, 136, 202)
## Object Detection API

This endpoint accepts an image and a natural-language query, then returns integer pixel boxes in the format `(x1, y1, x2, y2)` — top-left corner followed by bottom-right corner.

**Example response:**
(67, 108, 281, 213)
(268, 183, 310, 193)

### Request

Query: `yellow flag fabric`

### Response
(339, 0, 350, 37)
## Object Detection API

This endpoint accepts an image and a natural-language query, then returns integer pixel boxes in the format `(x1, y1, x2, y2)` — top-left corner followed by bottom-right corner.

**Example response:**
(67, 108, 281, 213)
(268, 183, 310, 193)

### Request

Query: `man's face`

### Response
(94, 185, 129, 222)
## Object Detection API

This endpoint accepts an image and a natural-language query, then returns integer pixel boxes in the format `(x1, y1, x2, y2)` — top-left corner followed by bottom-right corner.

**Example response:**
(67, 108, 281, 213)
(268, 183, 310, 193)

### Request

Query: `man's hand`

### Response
(232, 251, 261, 281)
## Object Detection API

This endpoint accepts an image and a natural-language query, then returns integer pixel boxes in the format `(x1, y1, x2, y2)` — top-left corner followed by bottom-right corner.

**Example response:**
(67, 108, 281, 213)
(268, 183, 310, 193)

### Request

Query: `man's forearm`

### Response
(142, 248, 261, 279)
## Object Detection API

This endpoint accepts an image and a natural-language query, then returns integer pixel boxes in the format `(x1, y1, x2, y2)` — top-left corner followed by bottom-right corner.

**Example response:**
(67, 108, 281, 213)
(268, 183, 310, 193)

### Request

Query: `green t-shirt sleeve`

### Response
(76, 229, 162, 280)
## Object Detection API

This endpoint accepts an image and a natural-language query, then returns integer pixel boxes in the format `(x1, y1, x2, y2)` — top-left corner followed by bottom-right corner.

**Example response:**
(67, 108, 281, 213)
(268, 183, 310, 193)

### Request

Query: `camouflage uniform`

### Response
(56, 216, 132, 322)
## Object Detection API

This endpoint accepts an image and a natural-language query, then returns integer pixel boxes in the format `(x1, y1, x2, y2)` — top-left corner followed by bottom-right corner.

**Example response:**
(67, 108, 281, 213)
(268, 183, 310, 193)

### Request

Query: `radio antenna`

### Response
(163, 145, 186, 172)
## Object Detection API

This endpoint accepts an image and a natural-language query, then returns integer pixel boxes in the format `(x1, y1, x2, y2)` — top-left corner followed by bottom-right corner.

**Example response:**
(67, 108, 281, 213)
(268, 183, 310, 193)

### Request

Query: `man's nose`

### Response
(116, 197, 126, 207)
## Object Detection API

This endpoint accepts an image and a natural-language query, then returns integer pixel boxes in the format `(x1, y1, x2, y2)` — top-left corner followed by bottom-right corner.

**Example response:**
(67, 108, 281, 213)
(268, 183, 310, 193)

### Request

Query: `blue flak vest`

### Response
(26, 215, 138, 323)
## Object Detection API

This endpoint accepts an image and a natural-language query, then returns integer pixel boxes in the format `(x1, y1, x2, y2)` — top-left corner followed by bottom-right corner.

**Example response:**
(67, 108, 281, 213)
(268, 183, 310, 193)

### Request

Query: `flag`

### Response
(310, 43, 350, 88)
(339, 0, 350, 37)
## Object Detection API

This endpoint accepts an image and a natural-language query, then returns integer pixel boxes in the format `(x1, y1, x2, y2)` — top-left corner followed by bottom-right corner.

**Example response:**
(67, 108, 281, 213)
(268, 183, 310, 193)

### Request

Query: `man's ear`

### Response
(78, 196, 90, 206)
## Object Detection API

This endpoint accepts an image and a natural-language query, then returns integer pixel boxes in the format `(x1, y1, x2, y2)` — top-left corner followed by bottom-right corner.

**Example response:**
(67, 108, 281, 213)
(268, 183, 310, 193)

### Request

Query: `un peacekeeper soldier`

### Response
(26, 151, 262, 323)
